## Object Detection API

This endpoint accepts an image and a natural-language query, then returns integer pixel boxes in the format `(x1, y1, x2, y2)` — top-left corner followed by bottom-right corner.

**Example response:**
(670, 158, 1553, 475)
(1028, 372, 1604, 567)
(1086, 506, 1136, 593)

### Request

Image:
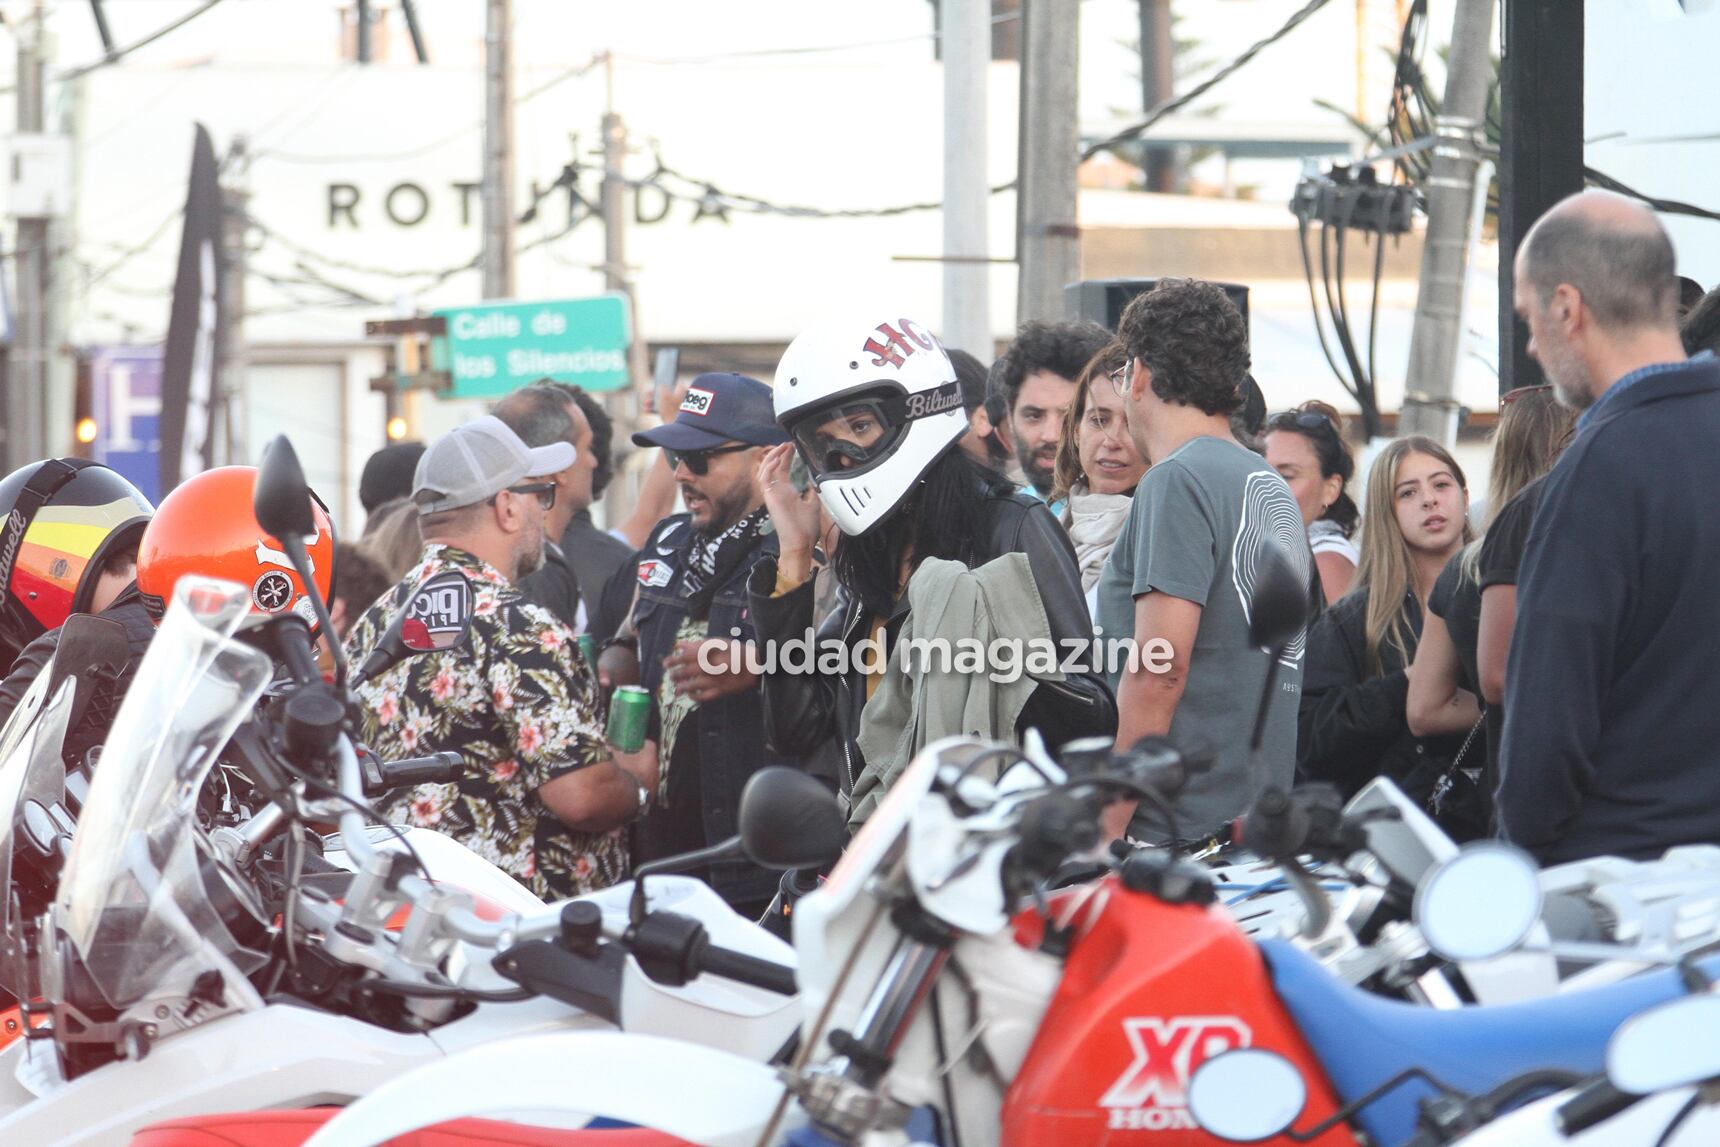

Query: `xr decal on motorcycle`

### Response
(1098, 1016, 1252, 1131)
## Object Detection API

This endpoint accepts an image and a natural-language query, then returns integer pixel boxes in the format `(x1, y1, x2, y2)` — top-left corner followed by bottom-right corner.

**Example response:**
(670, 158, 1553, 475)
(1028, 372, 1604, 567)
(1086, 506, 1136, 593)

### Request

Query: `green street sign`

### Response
(432, 295, 632, 397)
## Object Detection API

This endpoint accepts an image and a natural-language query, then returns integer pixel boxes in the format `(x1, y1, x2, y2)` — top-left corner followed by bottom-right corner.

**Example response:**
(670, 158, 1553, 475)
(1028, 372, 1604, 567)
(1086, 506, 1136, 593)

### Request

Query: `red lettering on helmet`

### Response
(899, 318, 936, 351)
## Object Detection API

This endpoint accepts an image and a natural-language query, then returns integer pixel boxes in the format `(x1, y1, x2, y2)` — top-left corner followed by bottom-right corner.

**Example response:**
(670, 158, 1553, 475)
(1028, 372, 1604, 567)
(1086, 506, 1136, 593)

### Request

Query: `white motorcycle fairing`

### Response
(0, 880, 799, 1146)
(302, 1032, 805, 1147)
(1447, 1084, 1706, 1146)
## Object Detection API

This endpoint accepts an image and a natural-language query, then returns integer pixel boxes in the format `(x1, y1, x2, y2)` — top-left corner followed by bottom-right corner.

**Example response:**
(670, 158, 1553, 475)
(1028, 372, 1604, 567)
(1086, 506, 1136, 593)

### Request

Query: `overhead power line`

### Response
(58, 0, 228, 82)
(1081, 0, 1333, 162)
(0, 0, 227, 94)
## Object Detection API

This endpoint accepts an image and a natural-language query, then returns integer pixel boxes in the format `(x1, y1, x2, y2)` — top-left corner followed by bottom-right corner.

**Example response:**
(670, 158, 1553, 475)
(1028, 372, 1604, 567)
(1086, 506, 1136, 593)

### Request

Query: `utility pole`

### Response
(1397, 0, 1496, 444)
(1138, 0, 1175, 192)
(219, 137, 250, 466)
(10, 0, 48, 469)
(481, 0, 515, 299)
(1016, 0, 1081, 324)
(599, 53, 645, 522)
(1498, 0, 1583, 395)
(942, 0, 991, 359)
(355, 0, 373, 64)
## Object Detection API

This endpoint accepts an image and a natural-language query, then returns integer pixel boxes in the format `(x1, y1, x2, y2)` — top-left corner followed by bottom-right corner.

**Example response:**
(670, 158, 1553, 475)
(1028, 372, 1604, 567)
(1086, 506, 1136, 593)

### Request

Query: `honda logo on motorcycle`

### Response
(1098, 1016, 1252, 1131)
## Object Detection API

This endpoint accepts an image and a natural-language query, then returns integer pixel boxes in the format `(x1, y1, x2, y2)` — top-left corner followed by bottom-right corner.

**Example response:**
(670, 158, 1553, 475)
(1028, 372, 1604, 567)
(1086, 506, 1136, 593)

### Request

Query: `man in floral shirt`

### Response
(345, 416, 651, 899)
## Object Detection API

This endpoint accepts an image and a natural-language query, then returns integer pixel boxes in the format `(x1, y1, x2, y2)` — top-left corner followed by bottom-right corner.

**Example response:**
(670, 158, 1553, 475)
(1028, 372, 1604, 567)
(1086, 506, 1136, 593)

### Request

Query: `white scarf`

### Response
(1064, 484, 1134, 592)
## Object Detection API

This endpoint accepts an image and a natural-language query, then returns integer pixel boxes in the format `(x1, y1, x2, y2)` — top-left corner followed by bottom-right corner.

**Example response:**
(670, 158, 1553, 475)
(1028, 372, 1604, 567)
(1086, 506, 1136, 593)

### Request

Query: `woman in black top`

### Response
(1408, 385, 1575, 834)
(1298, 437, 1473, 806)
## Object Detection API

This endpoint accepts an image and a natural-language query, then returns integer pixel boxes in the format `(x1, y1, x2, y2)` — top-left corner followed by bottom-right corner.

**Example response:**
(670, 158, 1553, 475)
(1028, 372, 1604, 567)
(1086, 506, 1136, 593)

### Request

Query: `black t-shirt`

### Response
(1479, 476, 1548, 590)
(1468, 477, 1549, 833)
(632, 710, 708, 868)
(1428, 553, 1482, 696)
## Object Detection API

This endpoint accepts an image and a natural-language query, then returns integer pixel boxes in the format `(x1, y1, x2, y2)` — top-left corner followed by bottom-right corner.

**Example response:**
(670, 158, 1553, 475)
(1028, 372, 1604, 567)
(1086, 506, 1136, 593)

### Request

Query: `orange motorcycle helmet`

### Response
(136, 466, 335, 626)
(0, 458, 154, 669)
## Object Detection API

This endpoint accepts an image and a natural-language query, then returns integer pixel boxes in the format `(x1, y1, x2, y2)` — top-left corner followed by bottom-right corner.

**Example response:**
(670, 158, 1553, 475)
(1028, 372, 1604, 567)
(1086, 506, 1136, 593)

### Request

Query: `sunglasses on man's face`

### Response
(666, 442, 752, 476)
(492, 481, 556, 511)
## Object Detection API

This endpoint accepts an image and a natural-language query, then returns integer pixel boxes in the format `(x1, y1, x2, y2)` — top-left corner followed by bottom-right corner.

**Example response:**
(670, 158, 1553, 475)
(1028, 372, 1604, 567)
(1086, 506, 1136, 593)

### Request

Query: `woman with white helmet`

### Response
(748, 315, 1117, 807)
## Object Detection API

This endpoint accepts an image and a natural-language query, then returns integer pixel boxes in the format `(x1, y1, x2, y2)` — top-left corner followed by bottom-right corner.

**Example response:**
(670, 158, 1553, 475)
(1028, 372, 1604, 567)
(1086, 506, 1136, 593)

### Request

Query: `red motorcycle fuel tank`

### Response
(1000, 876, 1356, 1146)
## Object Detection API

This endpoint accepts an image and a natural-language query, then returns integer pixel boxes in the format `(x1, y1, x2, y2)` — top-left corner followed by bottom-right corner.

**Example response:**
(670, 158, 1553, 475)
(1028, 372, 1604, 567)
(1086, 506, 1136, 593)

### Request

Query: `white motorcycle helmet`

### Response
(774, 315, 967, 536)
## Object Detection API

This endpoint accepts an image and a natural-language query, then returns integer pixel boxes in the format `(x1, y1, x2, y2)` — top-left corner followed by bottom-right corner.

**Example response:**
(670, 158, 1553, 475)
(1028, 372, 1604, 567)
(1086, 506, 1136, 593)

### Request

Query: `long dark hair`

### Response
(1264, 400, 1359, 538)
(833, 447, 1011, 616)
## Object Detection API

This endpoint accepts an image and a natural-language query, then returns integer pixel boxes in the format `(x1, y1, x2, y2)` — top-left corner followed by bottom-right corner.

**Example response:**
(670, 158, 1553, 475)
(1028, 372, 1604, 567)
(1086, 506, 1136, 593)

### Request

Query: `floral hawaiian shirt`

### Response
(343, 543, 626, 900)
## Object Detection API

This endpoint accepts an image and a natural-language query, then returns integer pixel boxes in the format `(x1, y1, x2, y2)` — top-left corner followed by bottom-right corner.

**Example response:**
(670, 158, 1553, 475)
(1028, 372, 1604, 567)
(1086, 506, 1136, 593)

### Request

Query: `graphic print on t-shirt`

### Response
(1231, 470, 1311, 668)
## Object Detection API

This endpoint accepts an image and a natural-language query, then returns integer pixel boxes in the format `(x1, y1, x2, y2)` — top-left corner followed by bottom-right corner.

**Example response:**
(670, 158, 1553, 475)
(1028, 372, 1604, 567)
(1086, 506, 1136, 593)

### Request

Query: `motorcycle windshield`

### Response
(0, 670, 76, 999)
(53, 577, 272, 1012)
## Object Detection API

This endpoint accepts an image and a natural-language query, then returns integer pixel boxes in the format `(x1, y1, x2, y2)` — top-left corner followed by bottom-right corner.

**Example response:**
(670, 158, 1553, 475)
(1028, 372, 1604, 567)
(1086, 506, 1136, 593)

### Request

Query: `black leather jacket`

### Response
(0, 584, 156, 765)
(747, 487, 1117, 794)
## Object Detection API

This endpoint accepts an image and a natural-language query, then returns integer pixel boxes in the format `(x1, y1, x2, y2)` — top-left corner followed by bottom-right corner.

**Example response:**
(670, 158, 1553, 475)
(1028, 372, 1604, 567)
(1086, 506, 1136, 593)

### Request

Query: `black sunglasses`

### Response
(1270, 410, 1337, 435)
(666, 442, 752, 476)
(491, 481, 556, 510)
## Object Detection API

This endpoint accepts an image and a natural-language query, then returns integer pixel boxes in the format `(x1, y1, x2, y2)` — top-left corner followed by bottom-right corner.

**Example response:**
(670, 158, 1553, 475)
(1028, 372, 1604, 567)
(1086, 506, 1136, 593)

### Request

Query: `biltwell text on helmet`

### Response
(774, 316, 967, 536)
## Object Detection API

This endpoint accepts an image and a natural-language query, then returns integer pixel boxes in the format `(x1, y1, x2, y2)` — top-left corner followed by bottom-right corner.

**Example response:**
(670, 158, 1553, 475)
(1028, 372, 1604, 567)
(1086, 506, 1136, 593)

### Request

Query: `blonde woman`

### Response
(1297, 436, 1474, 806)
(1406, 387, 1576, 835)
(1050, 341, 1149, 613)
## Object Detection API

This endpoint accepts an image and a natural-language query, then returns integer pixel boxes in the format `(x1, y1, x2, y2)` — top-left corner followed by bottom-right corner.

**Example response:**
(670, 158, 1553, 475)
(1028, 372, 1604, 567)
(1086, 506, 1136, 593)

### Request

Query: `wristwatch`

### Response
(632, 778, 651, 819)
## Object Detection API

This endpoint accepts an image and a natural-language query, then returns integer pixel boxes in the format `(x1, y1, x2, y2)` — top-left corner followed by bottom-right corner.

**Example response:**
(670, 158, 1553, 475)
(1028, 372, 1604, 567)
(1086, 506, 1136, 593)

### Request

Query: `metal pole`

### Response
(600, 54, 645, 524)
(1398, 0, 1497, 443)
(11, 0, 48, 469)
(1015, 0, 1081, 323)
(1139, 0, 1175, 192)
(481, 0, 515, 299)
(400, 0, 430, 64)
(942, 0, 991, 359)
(1497, 0, 1583, 396)
(355, 0, 373, 64)
(220, 138, 249, 466)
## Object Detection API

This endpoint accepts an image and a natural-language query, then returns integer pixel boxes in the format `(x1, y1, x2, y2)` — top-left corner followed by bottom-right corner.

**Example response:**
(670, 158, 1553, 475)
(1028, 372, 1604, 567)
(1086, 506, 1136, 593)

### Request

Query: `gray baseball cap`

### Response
(412, 415, 575, 515)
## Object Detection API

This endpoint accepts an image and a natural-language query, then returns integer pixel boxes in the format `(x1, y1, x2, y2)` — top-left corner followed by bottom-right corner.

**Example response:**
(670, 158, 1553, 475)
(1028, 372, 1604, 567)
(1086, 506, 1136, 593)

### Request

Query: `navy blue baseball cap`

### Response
(632, 372, 791, 451)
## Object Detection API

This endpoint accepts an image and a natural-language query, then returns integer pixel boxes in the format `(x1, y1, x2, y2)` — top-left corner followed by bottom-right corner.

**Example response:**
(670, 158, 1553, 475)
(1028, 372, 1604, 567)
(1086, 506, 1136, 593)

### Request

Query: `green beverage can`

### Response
(576, 634, 600, 672)
(606, 685, 650, 753)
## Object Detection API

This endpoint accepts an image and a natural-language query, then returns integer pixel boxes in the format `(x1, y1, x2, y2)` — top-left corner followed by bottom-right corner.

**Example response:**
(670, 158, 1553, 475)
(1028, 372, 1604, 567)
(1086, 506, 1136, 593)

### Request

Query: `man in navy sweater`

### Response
(1498, 191, 1720, 863)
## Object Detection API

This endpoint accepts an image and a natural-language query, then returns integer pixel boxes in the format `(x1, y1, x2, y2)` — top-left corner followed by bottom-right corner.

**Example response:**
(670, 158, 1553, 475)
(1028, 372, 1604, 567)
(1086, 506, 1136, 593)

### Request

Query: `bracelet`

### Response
(602, 635, 640, 654)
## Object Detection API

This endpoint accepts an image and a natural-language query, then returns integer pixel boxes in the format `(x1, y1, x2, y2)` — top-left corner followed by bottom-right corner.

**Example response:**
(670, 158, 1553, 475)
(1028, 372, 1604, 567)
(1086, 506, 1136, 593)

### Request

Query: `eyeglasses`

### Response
(1108, 362, 1132, 398)
(492, 482, 556, 510)
(1500, 384, 1553, 409)
(665, 442, 752, 476)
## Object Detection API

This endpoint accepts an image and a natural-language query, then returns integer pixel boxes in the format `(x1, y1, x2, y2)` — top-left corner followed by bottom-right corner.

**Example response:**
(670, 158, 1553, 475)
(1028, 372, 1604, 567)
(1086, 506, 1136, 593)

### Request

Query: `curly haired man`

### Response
(1095, 279, 1310, 842)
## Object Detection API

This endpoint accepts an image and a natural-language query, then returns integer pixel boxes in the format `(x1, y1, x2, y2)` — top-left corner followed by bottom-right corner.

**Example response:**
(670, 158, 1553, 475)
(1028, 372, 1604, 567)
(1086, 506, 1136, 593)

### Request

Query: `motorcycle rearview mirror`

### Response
(254, 434, 317, 540)
(737, 767, 847, 872)
(1414, 842, 1543, 963)
(626, 769, 846, 928)
(351, 571, 475, 689)
(1246, 547, 1308, 763)
(1248, 546, 1309, 657)
(1607, 993, 1720, 1096)
(1186, 1048, 1308, 1142)
(254, 436, 346, 683)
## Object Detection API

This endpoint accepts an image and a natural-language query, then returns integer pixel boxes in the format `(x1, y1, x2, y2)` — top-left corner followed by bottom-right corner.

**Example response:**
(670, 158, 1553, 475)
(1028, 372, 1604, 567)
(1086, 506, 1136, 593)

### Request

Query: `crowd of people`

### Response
(0, 188, 1713, 918)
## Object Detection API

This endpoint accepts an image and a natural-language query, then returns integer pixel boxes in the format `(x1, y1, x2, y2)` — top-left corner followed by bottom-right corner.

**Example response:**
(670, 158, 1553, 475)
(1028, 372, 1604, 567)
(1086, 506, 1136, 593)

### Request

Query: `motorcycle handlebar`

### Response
(272, 617, 324, 687)
(365, 751, 464, 795)
(1554, 1079, 1643, 1136)
(697, 944, 798, 997)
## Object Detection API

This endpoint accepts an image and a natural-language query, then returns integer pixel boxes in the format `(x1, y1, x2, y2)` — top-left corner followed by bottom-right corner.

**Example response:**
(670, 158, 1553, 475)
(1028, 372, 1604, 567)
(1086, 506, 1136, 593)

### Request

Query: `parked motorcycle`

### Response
(292, 550, 1720, 1147)
(0, 437, 803, 1146)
